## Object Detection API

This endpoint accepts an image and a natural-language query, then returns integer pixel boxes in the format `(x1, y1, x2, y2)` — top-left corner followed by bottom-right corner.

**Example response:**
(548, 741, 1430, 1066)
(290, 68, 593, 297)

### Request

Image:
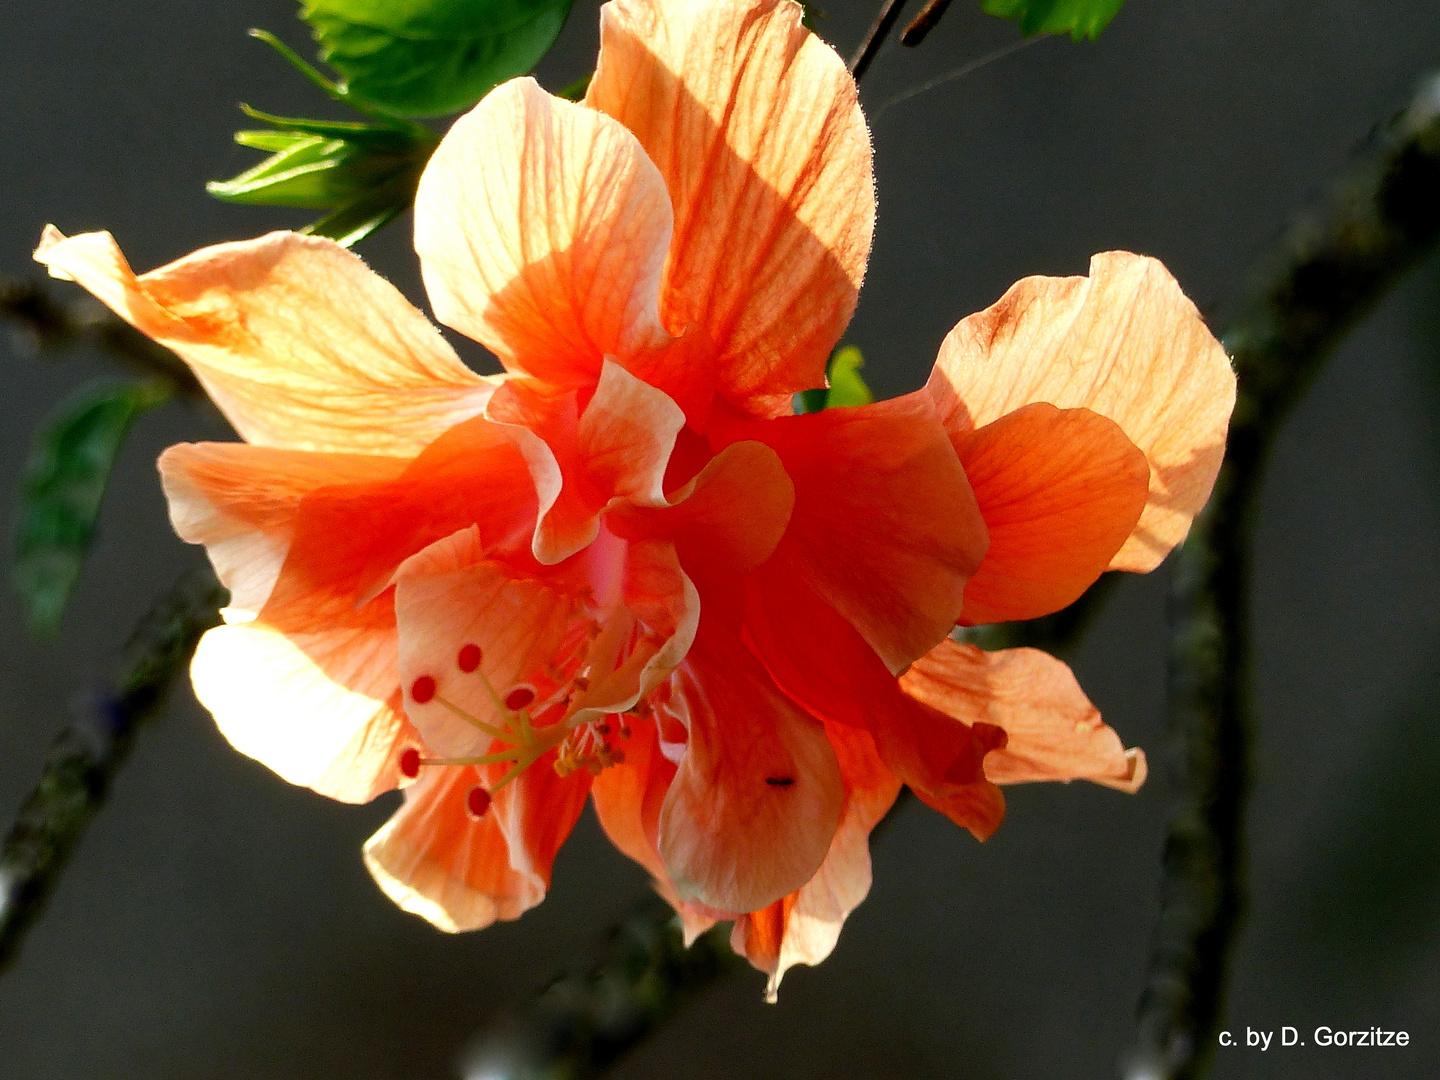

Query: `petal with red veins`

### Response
(901, 639, 1147, 792)
(415, 78, 674, 388)
(363, 758, 591, 932)
(159, 443, 408, 619)
(927, 251, 1235, 572)
(587, 0, 874, 409)
(35, 227, 493, 456)
(657, 620, 844, 913)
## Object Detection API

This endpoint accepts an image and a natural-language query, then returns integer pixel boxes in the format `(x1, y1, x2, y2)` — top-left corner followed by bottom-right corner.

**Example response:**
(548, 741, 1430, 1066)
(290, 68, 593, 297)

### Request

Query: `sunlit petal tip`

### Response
(929, 250, 1236, 574)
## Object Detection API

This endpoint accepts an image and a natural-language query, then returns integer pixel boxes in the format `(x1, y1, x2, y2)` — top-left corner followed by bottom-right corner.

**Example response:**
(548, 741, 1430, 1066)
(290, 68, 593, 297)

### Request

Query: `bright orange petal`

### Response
(485, 359, 687, 564)
(721, 391, 987, 673)
(657, 620, 844, 913)
(363, 759, 591, 932)
(742, 559, 1006, 839)
(34, 227, 493, 455)
(415, 78, 674, 387)
(731, 722, 900, 1001)
(901, 639, 1147, 792)
(955, 403, 1149, 625)
(607, 439, 796, 574)
(587, 0, 874, 409)
(159, 443, 408, 618)
(190, 621, 416, 803)
(927, 251, 1236, 571)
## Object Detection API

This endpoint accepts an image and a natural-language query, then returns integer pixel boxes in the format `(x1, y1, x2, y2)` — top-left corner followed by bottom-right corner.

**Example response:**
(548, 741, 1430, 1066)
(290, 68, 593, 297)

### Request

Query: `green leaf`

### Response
(980, 0, 1126, 39)
(795, 345, 875, 413)
(301, 0, 576, 118)
(13, 380, 172, 636)
(209, 106, 436, 244)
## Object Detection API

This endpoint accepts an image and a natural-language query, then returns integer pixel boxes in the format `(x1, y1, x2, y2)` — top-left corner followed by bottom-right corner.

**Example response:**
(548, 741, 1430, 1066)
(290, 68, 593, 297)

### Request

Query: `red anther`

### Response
(399, 747, 421, 779)
(465, 786, 492, 819)
(457, 643, 482, 673)
(410, 675, 436, 704)
(504, 685, 536, 711)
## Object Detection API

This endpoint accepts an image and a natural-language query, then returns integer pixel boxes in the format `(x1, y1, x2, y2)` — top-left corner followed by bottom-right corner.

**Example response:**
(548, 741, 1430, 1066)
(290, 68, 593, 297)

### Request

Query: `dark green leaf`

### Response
(980, 0, 1126, 39)
(795, 345, 875, 413)
(13, 381, 172, 636)
(301, 0, 576, 118)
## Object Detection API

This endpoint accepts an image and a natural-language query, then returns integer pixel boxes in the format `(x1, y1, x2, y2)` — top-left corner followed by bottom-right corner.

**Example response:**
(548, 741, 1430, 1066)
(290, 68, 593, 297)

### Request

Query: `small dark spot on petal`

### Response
(764, 776, 795, 787)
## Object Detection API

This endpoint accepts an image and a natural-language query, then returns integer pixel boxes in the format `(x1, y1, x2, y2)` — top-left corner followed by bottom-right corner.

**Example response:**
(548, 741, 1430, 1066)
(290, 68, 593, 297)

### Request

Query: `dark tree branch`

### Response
(901, 0, 954, 47)
(0, 570, 225, 973)
(1, 277, 203, 396)
(850, 0, 911, 82)
(1126, 72, 1440, 1080)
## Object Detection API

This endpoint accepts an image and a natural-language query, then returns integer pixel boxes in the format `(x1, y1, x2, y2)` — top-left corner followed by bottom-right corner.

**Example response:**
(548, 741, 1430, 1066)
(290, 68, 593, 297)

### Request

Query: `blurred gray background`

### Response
(4, 1, 1440, 1077)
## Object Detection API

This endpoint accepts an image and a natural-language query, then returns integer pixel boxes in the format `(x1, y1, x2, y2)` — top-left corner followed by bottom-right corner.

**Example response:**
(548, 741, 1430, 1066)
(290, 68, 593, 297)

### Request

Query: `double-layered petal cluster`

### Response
(36, 0, 1234, 998)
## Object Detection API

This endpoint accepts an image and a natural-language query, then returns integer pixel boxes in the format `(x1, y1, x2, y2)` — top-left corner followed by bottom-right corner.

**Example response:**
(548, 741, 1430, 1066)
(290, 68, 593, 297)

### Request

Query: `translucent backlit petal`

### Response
(35, 226, 493, 455)
(587, 0, 874, 409)
(927, 251, 1235, 571)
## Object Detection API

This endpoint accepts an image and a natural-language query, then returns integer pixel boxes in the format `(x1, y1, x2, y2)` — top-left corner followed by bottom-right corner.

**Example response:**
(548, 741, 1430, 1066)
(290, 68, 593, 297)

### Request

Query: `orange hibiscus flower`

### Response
(35, 0, 1234, 999)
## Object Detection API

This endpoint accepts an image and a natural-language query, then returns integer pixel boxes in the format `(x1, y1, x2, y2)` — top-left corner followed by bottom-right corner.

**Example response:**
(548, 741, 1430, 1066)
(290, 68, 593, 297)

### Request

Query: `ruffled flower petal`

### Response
(587, 0, 874, 409)
(159, 442, 408, 618)
(730, 722, 900, 1001)
(657, 621, 844, 914)
(954, 403, 1149, 625)
(190, 621, 414, 803)
(34, 227, 493, 456)
(926, 251, 1235, 572)
(415, 77, 675, 387)
(900, 639, 1147, 792)
(363, 757, 591, 932)
(721, 391, 987, 673)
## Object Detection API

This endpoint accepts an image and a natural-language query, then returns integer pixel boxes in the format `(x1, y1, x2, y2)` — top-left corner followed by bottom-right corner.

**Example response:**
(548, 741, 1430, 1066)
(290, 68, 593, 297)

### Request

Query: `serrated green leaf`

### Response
(981, 0, 1126, 39)
(795, 345, 875, 413)
(13, 380, 172, 636)
(302, 0, 576, 118)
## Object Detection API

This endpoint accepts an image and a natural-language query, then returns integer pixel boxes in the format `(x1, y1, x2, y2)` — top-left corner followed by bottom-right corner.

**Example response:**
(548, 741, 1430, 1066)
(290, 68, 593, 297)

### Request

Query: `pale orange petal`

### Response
(415, 77, 674, 386)
(927, 251, 1236, 571)
(190, 621, 416, 803)
(35, 226, 493, 455)
(955, 403, 1148, 625)
(900, 639, 1146, 792)
(363, 759, 591, 932)
(587, 0, 874, 408)
(731, 722, 900, 1001)
(159, 443, 408, 618)
(657, 621, 844, 913)
(721, 391, 987, 673)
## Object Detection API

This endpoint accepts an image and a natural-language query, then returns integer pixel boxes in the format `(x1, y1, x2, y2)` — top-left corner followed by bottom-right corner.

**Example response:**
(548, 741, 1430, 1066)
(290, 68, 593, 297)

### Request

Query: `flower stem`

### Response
(1126, 71, 1440, 1080)
(0, 569, 225, 974)
(850, 0, 912, 83)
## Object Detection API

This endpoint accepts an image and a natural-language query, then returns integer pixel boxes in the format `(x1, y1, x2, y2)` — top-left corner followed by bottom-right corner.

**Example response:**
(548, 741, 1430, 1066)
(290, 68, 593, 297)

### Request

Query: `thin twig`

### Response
(1, 277, 203, 396)
(849, 0, 911, 83)
(900, 0, 954, 47)
(868, 36, 1042, 125)
(0, 569, 225, 973)
(1125, 71, 1440, 1080)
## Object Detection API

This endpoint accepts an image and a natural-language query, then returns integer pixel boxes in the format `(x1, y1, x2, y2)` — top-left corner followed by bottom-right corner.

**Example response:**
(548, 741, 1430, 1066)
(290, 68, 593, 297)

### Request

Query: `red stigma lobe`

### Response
(457, 643, 482, 673)
(399, 747, 421, 779)
(504, 685, 536, 711)
(410, 675, 436, 704)
(466, 786, 492, 819)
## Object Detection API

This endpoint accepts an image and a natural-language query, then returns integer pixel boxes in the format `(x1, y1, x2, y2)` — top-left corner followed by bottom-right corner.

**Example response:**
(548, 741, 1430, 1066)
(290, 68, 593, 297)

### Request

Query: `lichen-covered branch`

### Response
(462, 893, 746, 1080)
(1126, 72, 1440, 1080)
(0, 570, 225, 973)
(1, 277, 202, 396)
